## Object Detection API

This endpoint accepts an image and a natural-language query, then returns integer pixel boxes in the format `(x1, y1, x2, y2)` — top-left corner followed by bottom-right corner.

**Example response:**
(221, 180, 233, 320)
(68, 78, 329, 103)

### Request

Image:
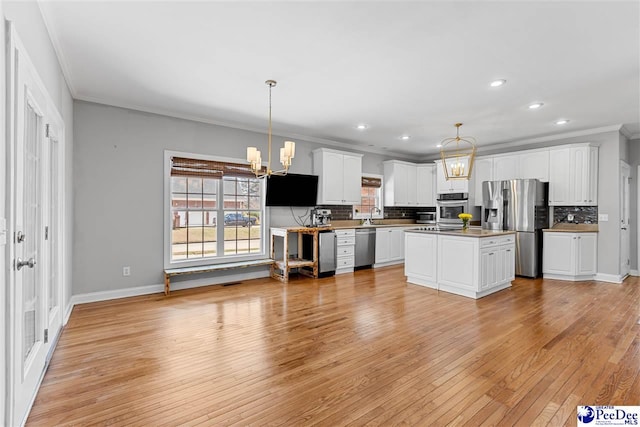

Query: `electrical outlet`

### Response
(567, 214, 574, 222)
(123, 266, 131, 276)
(598, 214, 608, 222)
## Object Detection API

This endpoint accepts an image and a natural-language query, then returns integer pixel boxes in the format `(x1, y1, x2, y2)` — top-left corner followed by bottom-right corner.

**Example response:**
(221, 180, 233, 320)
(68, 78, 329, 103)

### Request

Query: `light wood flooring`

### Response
(27, 266, 640, 426)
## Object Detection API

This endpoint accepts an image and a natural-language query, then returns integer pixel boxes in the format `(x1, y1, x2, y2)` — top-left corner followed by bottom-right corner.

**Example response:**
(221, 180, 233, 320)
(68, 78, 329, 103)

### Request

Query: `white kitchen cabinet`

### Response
(493, 154, 519, 181)
(542, 231, 597, 280)
(548, 144, 598, 206)
(405, 230, 515, 299)
(435, 160, 469, 194)
(335, 229, 356, 275)
(384, 161, 436, 207)
(416, 164, 436, 206)
(375, 227, 408, 266)
(404, 232, 437, 284)
(519, 150, 549, 181)
(313, 148, 363, 205)
(480, 238, 515, 290)
(471, 157, 493, 207)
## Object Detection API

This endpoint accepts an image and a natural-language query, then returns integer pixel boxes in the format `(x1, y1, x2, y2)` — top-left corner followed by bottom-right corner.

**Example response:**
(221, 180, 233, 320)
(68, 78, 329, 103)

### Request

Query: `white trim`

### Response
(630, 269, 639, 277)
(70, 269, 271, 306)
(36, 2, 77, 97)
(593, 273, 625, 284)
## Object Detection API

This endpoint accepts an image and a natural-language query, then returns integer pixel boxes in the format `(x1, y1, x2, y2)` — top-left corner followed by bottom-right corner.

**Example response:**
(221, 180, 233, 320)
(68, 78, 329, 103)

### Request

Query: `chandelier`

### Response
(439, 123, 476, 180)
(246, 80, 295, 178)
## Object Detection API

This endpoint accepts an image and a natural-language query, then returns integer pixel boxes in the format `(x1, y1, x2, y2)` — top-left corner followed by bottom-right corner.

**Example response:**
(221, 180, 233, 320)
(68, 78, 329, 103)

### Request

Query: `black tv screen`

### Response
(266, 174, 319, 207)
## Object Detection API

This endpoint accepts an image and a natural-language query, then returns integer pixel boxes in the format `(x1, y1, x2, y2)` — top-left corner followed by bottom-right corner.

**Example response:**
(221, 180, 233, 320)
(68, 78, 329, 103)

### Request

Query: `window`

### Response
(353, 175, 384, 219)
(166, 153, 265, 266)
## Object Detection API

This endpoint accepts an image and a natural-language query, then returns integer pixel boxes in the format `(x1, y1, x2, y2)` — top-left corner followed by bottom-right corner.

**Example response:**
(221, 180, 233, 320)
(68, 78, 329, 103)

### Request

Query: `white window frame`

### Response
(353, 173, 384, 220)
(163, 150, 268, 269)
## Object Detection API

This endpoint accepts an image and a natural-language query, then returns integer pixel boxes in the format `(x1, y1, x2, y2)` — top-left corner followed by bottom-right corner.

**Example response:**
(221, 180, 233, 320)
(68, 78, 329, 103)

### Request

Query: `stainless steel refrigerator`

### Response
(482, 179, 548, 277)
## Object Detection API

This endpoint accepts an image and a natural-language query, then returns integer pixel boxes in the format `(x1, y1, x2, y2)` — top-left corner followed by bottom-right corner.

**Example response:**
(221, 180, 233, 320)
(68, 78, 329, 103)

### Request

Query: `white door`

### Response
(7, 28, 59, 426)
(620, 161, 630, 278)
(45, 124, 63, 340)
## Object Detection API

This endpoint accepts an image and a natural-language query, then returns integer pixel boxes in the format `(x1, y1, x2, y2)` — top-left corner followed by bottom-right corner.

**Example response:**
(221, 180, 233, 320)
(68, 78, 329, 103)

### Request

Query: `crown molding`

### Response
(472, 124, 625, 155)
(74, 95, 416, 160)
(37, 1, 77, 97)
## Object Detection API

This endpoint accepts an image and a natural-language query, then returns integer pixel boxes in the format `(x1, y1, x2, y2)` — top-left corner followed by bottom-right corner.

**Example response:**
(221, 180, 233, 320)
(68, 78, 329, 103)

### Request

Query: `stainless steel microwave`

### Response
(416, 211, 436, 224)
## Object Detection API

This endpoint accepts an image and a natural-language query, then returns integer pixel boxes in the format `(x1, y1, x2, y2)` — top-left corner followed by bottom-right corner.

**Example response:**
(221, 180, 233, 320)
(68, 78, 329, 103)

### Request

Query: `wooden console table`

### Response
(270, 227, 319, 283)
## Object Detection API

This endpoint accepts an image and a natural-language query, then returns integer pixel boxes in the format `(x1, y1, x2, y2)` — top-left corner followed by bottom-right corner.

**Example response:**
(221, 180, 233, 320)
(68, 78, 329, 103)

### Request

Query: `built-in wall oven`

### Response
(437, 193, 469, 227)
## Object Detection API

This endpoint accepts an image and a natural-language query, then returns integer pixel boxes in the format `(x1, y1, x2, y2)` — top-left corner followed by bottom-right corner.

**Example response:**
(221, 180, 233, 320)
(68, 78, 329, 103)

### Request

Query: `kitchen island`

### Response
(404, 227, 516, 299)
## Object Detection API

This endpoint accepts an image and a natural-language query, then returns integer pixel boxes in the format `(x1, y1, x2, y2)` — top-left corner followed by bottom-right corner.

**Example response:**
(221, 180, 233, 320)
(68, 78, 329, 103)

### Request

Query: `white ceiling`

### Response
(38, 1, 640, 158)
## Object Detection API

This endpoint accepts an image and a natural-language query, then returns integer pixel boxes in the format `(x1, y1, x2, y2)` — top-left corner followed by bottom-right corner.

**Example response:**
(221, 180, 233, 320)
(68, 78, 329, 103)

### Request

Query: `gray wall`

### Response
(73, 101, 396, 295)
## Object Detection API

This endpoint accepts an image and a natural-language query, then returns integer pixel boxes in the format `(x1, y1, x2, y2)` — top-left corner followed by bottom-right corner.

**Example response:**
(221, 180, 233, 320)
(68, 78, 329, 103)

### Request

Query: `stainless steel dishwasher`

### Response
(355, 228, 376, 268)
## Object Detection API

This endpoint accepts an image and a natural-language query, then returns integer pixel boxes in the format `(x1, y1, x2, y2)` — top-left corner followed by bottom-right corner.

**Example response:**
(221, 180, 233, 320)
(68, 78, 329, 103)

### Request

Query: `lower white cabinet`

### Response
(404, 232, 437, 284)
(335, 229, 355, 275)
(405, 231, 515, 299)
(375, 227, 409, 266)
(542, 231, 597, 280)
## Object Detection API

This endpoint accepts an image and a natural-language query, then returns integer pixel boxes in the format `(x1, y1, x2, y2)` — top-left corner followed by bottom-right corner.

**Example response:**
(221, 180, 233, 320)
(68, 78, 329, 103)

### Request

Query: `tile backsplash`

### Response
(553, 206, 598, 224)
(316, 205, 426, 221)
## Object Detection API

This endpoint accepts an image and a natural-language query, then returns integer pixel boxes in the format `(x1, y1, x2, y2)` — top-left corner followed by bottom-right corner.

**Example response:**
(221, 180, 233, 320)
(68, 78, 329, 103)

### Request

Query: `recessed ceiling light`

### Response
(356, 124, 368, 130)
(528, 102, 544, 109)
(368, 144, 374, 147)
(555, 119, 570, 125)
(490, 79, 506, 87)
(436, 144, 443, 148)
(400, 135, 410, 141)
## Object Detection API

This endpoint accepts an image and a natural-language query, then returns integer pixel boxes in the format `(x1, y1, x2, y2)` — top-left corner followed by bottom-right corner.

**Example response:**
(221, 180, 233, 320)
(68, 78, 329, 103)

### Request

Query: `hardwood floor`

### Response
(27, 266, 640, 426)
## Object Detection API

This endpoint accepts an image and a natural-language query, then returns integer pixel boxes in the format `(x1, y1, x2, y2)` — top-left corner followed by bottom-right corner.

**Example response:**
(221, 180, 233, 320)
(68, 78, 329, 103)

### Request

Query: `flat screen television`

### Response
(266, 173, 319, 207)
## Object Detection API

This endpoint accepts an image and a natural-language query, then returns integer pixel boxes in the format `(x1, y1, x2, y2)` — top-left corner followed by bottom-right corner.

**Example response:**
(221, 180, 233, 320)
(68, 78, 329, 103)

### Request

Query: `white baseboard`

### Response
(630, 269, 639, 277)
(68, 269, 271, 310)
(593, 273, 625, 284)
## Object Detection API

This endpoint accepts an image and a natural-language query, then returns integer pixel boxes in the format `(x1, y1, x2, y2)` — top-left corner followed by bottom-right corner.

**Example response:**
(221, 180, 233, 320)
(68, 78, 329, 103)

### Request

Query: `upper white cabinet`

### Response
(519, 150, 550, 181)
(493, 154, 519, 181)
(491, 150, 549, 182)
(384, 161, 435, 207)
(548, 144, 598, 206)
(435, 160, 469, 194)
(416, 164, 436, 206)
(313, 148, 363, 205)
(472, 157, 493, 207)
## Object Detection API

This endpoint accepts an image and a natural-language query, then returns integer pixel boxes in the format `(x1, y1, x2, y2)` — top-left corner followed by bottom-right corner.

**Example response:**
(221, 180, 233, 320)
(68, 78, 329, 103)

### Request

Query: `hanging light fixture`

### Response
(439, 122, 476, 180)
(247, 80, 295, 178)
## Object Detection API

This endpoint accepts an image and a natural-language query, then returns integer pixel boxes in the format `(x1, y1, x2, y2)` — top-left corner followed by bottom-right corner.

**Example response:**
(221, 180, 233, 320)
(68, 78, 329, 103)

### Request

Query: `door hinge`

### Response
(45, 226, 49, 240)
(45, 124, 50, 138)
(44, 329, 49, 343)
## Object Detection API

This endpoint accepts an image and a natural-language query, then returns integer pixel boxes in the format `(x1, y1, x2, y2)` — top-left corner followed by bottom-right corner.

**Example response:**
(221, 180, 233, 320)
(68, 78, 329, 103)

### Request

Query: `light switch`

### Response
(598, 214, 608, 221)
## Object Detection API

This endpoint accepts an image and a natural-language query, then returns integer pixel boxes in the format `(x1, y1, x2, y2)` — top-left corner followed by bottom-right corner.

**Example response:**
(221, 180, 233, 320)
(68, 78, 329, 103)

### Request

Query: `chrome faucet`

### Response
(363, 207, 381, 225)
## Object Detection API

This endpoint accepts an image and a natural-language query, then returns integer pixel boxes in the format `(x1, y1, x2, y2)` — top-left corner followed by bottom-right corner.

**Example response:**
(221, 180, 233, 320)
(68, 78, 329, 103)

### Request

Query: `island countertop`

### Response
(404, 227, 516, 238)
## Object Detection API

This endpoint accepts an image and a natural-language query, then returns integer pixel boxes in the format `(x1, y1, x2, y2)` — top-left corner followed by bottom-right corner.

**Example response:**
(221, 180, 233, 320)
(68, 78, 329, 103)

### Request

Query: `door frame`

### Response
(620, 161, 630, 279)
(5, 22, 67, 426)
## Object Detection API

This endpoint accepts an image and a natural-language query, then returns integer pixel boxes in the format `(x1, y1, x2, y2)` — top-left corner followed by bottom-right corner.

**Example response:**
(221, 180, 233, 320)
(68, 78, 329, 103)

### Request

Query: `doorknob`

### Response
(16, 257, 36, 270)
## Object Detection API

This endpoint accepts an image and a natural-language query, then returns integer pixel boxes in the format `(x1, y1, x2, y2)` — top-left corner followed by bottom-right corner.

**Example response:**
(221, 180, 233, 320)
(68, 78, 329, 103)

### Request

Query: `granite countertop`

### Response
(543, 223, 599, 232)
(405, 227, 516, 238)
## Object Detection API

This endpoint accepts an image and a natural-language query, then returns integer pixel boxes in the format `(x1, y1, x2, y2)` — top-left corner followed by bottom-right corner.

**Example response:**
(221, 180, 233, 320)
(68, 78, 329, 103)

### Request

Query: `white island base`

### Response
(404, 228, 516, 299)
